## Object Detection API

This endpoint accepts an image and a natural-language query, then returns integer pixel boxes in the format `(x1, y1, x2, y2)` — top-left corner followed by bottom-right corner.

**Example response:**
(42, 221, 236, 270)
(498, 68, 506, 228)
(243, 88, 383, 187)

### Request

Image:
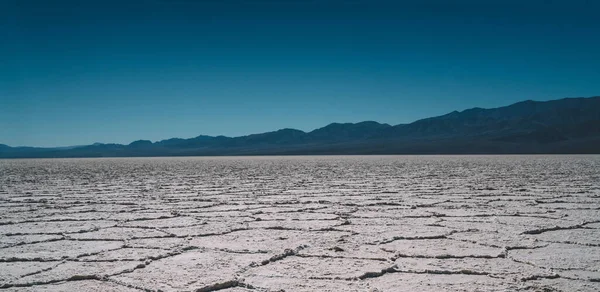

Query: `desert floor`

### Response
(1, 156, 599, 291)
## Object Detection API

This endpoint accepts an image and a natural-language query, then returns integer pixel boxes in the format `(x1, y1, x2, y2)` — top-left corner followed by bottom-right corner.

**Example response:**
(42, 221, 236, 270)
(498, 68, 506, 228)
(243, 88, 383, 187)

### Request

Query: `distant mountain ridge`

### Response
(2, 96, 599, 158)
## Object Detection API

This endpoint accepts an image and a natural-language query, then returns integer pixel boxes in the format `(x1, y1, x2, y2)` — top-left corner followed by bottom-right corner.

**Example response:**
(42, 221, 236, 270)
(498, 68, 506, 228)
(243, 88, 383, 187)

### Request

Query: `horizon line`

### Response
(3, 95, 597, 148)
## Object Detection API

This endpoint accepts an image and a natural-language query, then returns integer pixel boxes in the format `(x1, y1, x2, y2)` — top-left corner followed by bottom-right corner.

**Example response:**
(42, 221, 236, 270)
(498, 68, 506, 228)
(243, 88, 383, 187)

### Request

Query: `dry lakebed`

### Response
(1, 155, 599, 291)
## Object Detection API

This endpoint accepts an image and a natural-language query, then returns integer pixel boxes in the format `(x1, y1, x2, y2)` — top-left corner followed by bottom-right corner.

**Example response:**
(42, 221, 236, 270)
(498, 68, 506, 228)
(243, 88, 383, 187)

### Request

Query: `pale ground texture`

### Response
(1, 155, 599, 292)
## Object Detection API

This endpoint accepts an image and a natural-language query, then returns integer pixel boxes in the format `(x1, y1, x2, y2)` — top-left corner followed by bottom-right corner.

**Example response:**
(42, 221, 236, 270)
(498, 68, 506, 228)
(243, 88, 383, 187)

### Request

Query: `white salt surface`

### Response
(1, 155, 599, 291)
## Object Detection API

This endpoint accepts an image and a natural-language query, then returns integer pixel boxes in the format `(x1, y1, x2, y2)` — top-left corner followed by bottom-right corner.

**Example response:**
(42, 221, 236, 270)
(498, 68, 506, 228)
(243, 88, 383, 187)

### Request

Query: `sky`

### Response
(1, 0, 599, 147)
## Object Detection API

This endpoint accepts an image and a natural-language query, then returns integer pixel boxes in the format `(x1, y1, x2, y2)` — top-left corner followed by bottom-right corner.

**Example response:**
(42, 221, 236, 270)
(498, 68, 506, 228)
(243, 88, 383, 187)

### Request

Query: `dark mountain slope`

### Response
(309, 121, 392, 142)
(1, 96, 599, 157)
(388, 97, 600, 143)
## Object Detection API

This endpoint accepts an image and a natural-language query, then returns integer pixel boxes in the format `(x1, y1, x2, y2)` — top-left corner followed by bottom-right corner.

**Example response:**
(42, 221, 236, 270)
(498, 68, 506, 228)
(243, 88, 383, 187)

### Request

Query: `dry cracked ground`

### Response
(1, 155, 599, 292)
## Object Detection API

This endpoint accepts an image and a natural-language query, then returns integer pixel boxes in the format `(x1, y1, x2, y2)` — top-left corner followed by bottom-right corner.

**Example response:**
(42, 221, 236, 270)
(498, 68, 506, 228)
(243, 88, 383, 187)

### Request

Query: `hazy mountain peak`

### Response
(129, 140, 153, 147)
(1, 96, 599, 157)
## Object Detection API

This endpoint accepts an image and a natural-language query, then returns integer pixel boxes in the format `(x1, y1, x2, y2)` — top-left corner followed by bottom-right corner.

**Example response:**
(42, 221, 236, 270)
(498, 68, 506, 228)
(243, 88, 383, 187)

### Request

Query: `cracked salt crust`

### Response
(1, 155, 599, 291)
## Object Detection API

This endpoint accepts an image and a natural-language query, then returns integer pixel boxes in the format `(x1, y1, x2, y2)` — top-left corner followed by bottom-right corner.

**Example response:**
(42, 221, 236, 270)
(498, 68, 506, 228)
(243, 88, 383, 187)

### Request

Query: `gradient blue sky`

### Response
(1, 0, 599, 147)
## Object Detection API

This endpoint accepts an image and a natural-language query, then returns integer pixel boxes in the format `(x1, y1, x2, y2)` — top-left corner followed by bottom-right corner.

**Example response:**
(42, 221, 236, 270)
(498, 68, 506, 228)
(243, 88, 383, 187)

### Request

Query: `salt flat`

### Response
(1, 155, 599, 292)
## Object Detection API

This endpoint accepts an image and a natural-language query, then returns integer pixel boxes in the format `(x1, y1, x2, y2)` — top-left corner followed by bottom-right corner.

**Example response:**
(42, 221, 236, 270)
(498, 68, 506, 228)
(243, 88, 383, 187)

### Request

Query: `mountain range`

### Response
(2, 96, 599, 158)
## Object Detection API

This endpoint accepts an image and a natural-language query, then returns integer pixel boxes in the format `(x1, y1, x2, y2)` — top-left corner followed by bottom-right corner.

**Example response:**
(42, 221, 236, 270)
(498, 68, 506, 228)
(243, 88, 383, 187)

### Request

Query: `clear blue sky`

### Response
(1, 0, 599, 147)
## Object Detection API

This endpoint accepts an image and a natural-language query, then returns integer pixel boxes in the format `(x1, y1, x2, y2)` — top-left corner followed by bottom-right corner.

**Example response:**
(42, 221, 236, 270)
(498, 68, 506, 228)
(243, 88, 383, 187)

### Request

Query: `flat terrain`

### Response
(1, 156, 599, 291)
